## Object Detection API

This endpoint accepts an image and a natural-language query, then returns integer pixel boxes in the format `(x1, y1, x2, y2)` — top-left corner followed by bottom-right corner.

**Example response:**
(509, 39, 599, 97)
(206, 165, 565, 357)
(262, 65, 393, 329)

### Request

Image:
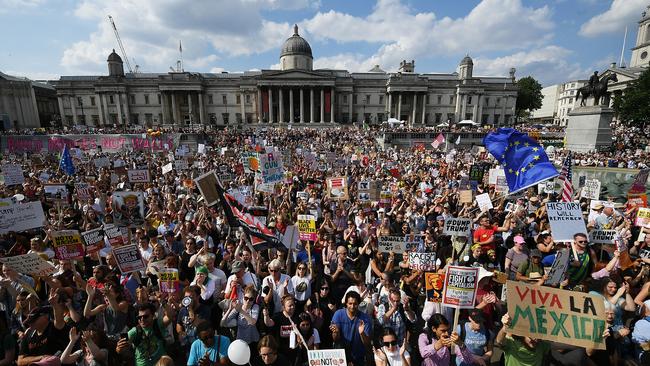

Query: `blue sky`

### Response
(0, 0, 648, 86)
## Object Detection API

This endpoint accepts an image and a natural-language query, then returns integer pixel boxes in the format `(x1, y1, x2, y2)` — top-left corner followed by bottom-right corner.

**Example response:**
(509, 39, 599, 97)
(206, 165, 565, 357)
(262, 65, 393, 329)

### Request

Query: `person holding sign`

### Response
(495, 313, 551, 366)
(373, 327, 410, 366)
(418, 314, 474, 366)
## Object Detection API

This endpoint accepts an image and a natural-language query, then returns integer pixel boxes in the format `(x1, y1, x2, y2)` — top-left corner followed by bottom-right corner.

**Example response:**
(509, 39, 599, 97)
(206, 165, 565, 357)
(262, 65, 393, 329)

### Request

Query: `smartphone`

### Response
(120, 332, 128, 340)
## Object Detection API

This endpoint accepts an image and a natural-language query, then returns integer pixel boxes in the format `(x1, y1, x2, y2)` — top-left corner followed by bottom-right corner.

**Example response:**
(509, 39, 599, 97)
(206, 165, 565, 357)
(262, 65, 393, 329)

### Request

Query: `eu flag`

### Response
(483, 128, 558, 193)
(59, 145, 76, 176)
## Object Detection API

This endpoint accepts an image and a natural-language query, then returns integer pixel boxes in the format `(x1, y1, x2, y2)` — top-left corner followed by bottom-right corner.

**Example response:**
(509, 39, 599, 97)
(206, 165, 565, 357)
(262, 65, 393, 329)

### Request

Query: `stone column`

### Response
(269, 87, 274, 123)
(320, 89, 324, 123)
(477, 95, 484, 124)
(348, 92, 353, 123)
(473, 95, 479, 122)
(199, 92, 205, 125)
(70, 96, 78, 125)
(257, 89, 262, 123)
(116, 93, 123, 125)
(96, 94, 104, 126)
(279, 88, 284, 123)
(388, 93, 392, 117)
(300, 88, 304, 123)
(412, 93, 417, 124)
(170, 92, 177, 125)
(102, 94, 110, 125)
(161, 92, 168, 125)
(397, 93, 402, 120)
(123, 93, 131, 125)
(330, 88, 335, 123)
(421, 93, 426, 124)
(188, 93, 193, 125)
(240, 92, 245, 123)
(289, 89, 294, 123)
(309, 88, 314, 123)
(57, 96, 65, 123)
(454, 88, 461, 122)
(501, 97, 507, 125)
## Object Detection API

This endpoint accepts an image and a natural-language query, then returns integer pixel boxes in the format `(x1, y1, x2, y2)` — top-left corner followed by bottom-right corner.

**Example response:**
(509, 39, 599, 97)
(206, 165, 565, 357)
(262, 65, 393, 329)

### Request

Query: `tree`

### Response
(515, 76, 543, 121)
(613, 67, 650, 128)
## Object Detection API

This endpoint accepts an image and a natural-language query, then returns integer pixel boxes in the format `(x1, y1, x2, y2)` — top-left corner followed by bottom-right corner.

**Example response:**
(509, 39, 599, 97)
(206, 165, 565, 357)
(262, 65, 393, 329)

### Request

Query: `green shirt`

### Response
(128, 319, 168, 366)
(501, 335, 550, 366)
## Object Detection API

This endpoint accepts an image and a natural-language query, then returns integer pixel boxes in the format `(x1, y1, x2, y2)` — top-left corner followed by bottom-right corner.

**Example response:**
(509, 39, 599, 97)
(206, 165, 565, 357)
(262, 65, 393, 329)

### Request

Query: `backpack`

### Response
(132, 320, 166, 349)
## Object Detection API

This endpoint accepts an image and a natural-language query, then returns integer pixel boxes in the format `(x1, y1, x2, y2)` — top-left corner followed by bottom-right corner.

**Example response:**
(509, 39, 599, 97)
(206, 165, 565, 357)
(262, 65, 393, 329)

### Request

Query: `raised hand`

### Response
(69, 327, 80, 342)
(358, 319, 366, 335)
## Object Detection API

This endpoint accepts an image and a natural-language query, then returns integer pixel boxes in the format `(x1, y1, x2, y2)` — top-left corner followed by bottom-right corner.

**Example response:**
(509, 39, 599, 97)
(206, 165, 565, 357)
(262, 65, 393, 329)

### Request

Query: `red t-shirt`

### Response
(473, 225, 497, 253)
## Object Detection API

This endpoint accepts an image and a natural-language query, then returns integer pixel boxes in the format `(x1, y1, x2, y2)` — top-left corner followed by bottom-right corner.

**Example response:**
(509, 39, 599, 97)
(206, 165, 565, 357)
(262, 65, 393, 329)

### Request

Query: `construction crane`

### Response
(108, 15, 135, 74)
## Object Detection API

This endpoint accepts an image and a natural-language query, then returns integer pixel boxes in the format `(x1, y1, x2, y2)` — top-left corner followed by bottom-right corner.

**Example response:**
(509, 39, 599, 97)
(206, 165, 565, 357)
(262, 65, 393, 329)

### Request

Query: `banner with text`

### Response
(51, 230, 84, 260)
(113, 244, 146, 274)
(442, 266, 479, 309)
(0, 253, 57, 277)
(378, 234, 424, 254)
(443, 218, 472, 236)
(409, 252, 437, 271)
(0, 201, 45, 234)
(546, 202, 588, 241)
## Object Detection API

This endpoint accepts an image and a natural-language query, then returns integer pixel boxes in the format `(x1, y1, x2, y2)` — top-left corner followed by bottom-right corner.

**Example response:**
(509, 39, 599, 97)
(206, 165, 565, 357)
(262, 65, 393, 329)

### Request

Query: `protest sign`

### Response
(112, 244, 145, 274)
(241, 152, 259, 173)
(588, 230, 617, 244)
(2, 163, 24, 186)
(44, 184, 69, 202)
(281, 225, 300, 249)
(104, 224, 125, 247)
(544, 249, 571, 286)
(442, 266, 479, 309)
(307, 349, 346, 366)
(297, 214, 317, 241)
(162, 163, 173, 175)
(379, 191, 392, 206)
(327, 177, 349, 200)
(581, 179, 601, 200)
(81, 228, 105, 254)
(74, 183, 93, 201)
(546, 202, 587, 241)
(459, 190, 473, 203)
(640, 249, 650, 259)
(488, 168, 505, 185)
(475, 193, 493, 213)
(443, 218, 472, 236)
(0, 253, 56, 277)
(127, 169, 150, 183)
(259, 151, 284, 184)
(0, 197, 16, 207)
(174, 159, 188, 170)
(94, 157, 110, 168)
(158, 268, 180, 293)
(195, 171, 220, 206)
(296, 191, 309, 202)
(636, 207, 650, 227)
(378, 234, 424, 254)
(425, 273, 445, 302)
(506, 280, 606, 350)
(51, 230, 84, 260)
(495, 176, 509, 193)
(0, 201, 45, 234)
(112, 192, 145, 227)
(409, 252, 436, 271)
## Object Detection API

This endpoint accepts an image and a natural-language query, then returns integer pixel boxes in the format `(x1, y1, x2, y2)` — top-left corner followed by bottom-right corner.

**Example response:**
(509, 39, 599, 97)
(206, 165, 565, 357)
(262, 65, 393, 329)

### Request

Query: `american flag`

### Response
(431, 133, 445, 149)
(558, 151, 573, 202)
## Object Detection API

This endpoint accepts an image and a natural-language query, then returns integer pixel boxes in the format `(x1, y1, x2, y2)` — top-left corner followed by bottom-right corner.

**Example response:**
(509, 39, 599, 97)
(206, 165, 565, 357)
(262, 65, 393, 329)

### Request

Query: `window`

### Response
(465, 113, 472, 121)
(365, 95, 370, 104)
(90, 96, 96, 106)
(131, 114, 139, 124)
(130, 94, 135, 104)
(222, 113, 229, 124)
(222, 94, 227, 104)
(569, 98, 573, 104)
(435, 113, 442, 123)
(246, 94, 251, 104)
(467, 96, 472, 105)
(145, 113, 153, 124)
(447, 113, 455, 123)
(209, 113, 217, 125)
(236, 113, 242, 123)
(484, 97, 490, 106)
(426, 94, 430, 104)
(91, 115, 99, 125)
(496, 97, 501, 106)
(352, 95, 357, 104)
(482, 114, 489, 124)
(450, 96, 454, 105)
(144, 94, 150, 105)
(505, 115, 511, 124)
(343, 95, 348, 104)
(77, 97, 83, 107)
(379, 95, 384, 104)
(236, 94, 241, 104)
(109, 95, 114, 104)
(158, 94, 161, 104)
(495, 114, 501, 123)
(437, 95, 442, 104)
(208, 94, 214, 104)
(377, 113, 384, 122)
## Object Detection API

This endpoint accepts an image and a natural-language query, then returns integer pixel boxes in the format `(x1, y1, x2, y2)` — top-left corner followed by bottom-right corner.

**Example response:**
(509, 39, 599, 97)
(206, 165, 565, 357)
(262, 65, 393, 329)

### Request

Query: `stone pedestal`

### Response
(565, 106, 613, 153)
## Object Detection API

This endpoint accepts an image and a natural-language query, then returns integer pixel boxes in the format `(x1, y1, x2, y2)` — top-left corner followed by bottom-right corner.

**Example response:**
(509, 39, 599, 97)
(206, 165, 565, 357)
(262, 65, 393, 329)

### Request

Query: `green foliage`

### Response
(515, 76, 543, 119)
(613, 68, 650, 128)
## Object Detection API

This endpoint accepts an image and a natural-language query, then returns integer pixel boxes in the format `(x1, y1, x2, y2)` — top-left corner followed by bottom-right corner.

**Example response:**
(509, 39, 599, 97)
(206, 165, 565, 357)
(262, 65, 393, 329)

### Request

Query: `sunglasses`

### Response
(383, 340, 398, 347)
(244, 296, 254, 301)
(137, 314, 151, 320)
(577, 240, 588, 244)
(269, 269, 279, 272)
(320, 287, 329, 290)
(298, 267, 306, 270)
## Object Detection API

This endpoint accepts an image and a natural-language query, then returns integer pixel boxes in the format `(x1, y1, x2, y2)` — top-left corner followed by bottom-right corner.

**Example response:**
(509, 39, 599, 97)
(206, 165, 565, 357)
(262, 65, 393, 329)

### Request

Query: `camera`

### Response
(181, 296, 192, 307)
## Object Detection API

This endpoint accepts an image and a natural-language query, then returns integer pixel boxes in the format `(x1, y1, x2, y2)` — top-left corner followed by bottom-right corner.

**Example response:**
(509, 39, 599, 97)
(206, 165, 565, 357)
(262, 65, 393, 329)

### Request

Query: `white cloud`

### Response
(5, 70, 59, 81)
(579, 0, 648, 37)
(303, 0, 554, 72)
(313, 53, 378, 71)
(0, 0, 44, 13)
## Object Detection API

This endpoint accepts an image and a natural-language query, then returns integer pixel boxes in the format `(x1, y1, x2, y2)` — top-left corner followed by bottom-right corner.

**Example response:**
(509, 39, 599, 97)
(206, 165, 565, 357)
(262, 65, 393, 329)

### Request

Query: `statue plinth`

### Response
(565, 105, 613, 153)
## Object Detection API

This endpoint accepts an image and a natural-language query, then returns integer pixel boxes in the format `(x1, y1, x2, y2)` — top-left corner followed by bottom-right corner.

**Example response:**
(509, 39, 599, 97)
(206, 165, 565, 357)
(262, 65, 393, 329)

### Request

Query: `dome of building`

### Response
(280, 25, 313, 58)
(460, 55, 473, 65)
(107, 49, 123, 63)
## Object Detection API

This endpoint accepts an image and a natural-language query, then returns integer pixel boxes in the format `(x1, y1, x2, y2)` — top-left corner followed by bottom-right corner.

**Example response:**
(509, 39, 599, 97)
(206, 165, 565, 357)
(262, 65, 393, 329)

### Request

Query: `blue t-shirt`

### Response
(187, 335, 230, 366)
(456, 323, 492, 366)
(331, 309, 372, 364)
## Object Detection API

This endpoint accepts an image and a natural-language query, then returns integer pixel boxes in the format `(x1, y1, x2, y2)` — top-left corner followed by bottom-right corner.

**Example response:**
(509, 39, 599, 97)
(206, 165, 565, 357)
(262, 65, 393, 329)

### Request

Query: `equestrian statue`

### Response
(576, 71, 618, 106)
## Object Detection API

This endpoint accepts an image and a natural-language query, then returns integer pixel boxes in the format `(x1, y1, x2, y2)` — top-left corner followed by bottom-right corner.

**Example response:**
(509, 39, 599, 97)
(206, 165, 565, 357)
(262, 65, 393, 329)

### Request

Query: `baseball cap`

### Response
(513, 235, 525, 244)
(231, 260, 244, 273)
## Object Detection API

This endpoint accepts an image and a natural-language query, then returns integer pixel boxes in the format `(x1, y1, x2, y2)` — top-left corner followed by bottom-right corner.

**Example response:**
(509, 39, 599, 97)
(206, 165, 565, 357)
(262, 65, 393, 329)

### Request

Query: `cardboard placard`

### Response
(74, 182, 93, 201)
(174, 159, 188, 170)
(307, 349, 346, 366)
(51, 230, 85, 260)
(0, 201, 46, 234)
(588, 229, 617, 244)
(2, 163, 24, 186)
(506, 280, 606, 350)
(94, 157, 110, 168)
(0, 253, 56, 277)
(112, 244, 145, 274)
(580, 179, 601, 200)
(81, 228, 105, 254)
(112, 191, 145, 227)
(442, 266, 479, 309)
(44, 184, 69, 202)
(104, 224, 125, 247)
(195, 171, 220, 207)
(476, 193, 493, 212)
(127, 169, 150, 183)
(425, 272, 445, 302)
(459, 190, 473, 203)
(327, 177, 349, 200)
(409, 252, 436, 271)
(297, 214, 317, 241)
(544, 249, 571, 287)
(259, 151, 284, 185)
(443, 218, 471, 236)
(378, 234, 424, 254)
(161, 163, 173, 175)
(546, 202, 588, 241)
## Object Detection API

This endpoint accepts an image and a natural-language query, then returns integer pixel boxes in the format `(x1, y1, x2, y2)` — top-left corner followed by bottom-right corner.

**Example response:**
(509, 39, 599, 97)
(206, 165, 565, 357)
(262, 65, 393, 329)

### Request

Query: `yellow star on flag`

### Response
(521, 167, 526, 173)
(524, 142, 530, 147)
(508, 168, 514, 173)
(515, 171, 519, 176)
(514, 141, 521, 146)
(533, 155, 540, 160)
(532, 147, 539, 152)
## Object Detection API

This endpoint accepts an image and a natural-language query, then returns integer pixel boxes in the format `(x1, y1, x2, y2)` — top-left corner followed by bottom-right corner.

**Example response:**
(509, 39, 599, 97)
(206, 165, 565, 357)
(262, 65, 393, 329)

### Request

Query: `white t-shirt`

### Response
(374, 349, 410, 366)
(262, 273, 295, 314)
(224, 271, 259, 300)
(291, 274, 312, 302)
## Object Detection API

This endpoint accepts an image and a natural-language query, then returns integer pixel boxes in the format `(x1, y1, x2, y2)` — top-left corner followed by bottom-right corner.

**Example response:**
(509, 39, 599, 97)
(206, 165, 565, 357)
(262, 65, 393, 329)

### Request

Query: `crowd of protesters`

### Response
(0, 125, 648, 366)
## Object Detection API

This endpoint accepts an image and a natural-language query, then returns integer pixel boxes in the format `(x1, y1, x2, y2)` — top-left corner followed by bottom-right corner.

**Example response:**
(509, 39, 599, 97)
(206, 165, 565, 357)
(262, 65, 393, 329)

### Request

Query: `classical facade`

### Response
(53, 25, 517, 128)
(0, 72, 58, 129)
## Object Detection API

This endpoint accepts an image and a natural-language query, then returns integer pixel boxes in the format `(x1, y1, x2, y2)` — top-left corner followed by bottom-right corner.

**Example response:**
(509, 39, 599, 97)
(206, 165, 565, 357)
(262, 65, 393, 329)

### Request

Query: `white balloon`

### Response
(227, 339, 251, 365)
(463, 255, 470, 262)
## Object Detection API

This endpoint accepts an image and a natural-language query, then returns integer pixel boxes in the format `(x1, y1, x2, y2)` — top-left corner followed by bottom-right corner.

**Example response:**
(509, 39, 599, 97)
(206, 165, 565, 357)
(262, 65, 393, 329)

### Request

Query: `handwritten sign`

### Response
(0, 201, 45, 234)
(409, 252, 437, 271)
(580, 179, 601, 200)
(259, 151, 284, 185)
(307, 349, 346, 366)
(459, 190, 473, 203)
(475, 193, 493, 213)
(94, 156, 110, 168)
(2, 164, 24, 186)
(112, 244, 145, 274)
(546, 202, 588, 241)
(544, 249, 571, 287)
(0, 253, 56, 277)
(506, 280, 606, 350)
(127, 169, 150, 183)
(162, 163, 173, 175)
(425, 273, 445, 302)
(174, 159, 188, 170)
(443, 218, 471, 236)
(81, 228, 105, 254)
(442, 266, 479, 309)
(297, 214, 317, 241)
(51, 230, 84, 260)
(378, 234, 424, 254)
(588, 229, 617, 244)
(44, 184, 69, 202)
